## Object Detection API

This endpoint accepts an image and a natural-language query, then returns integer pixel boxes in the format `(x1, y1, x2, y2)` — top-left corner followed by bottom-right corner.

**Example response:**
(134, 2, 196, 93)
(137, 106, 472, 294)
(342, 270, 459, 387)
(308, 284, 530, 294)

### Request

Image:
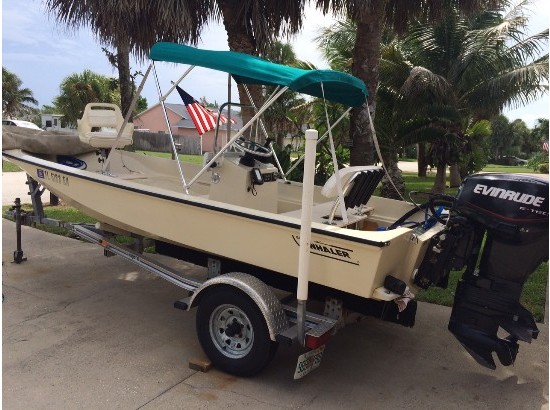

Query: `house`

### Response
(41, 113, 75, 133)
(133, 103, 242, 153)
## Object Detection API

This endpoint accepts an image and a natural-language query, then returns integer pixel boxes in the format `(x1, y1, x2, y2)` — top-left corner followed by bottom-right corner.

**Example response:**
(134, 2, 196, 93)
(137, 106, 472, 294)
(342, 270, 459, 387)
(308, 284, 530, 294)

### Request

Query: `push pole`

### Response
(296, 129, 318, 346)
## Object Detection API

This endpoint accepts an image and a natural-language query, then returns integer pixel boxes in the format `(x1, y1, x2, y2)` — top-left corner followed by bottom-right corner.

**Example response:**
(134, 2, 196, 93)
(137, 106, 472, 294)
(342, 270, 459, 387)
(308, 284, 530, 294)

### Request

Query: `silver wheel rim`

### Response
(209, 304, 254, 359)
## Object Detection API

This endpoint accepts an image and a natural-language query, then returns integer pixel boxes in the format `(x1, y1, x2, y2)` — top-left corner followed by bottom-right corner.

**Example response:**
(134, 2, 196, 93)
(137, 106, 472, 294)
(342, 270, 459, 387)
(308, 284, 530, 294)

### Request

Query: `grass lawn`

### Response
(135, 150, 203, 164)
(401, 172, 460, 197)
(2, 160, 22, 172)
(482, 164, 533, 173)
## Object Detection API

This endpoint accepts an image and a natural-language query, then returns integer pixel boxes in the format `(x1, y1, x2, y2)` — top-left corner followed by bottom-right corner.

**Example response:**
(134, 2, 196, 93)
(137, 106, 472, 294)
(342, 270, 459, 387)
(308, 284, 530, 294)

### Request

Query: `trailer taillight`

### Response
(305, 329, 332, 350)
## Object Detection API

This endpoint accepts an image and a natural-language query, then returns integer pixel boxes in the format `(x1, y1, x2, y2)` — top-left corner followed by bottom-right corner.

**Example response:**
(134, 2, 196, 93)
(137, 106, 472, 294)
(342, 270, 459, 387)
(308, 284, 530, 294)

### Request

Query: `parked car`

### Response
(2, 119, 42, 130)
(503, 156, 528, 166)
(492, 156, 529, 166)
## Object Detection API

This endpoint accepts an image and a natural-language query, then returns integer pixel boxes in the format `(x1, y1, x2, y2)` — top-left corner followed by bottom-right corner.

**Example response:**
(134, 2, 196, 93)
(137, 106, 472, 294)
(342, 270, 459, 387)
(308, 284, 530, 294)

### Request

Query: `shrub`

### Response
(538, 163, 549, 174)
(528, 152, 548, 171)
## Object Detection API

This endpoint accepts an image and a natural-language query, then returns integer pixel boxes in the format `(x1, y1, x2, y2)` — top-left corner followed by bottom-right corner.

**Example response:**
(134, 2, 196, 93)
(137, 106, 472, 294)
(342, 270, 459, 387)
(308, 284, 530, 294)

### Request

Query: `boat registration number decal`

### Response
(36, 169, 69, 186)
(294, 345, 325, 379)
(292, 235, 359, 266)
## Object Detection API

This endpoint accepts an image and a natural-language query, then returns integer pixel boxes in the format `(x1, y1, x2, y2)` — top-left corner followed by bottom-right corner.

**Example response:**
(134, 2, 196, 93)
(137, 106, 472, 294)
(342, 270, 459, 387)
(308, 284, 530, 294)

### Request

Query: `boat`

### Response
(3, 42, 548, 377)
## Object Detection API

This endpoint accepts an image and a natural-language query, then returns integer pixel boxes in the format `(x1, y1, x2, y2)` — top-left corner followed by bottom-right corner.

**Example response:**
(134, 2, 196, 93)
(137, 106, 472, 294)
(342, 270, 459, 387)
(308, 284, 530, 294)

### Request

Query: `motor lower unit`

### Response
(414, 173, 548, 369)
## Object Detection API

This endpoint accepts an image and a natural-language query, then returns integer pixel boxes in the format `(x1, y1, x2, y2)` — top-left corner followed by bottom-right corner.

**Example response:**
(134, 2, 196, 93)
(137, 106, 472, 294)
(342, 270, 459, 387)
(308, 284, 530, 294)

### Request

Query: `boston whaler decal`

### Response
(292, 235, 359, 265)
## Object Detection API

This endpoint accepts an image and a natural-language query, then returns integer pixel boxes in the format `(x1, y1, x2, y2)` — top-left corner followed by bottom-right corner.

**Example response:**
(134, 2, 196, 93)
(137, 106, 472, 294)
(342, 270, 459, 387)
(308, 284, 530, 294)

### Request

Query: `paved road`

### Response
(2, 219, 548, 409)
(396, 161, 549, 179)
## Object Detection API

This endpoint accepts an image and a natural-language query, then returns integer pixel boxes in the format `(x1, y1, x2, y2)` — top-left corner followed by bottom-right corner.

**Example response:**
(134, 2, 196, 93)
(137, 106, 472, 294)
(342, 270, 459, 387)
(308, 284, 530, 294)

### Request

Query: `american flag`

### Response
(176, 86, 236, 135)
(205, 107, 237, 125)
(543, 141, 549, 152)
(176, 86, 217, 135)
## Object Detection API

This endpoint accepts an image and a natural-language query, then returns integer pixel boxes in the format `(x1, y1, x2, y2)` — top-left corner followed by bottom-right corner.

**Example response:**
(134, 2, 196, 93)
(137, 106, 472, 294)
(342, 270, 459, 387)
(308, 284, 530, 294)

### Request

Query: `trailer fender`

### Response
(188, 272, 288, 341)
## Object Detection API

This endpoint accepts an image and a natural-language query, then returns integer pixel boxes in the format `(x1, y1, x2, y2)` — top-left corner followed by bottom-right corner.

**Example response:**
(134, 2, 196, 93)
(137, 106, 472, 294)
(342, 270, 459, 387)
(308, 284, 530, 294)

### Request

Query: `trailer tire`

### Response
(196, 285, 278, 377)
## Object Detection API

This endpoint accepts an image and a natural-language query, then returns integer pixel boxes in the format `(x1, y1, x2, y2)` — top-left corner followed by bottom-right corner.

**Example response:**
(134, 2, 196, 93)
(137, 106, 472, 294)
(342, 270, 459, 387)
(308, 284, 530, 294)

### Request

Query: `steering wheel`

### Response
(387, 194, 456, 230)
(233, 138, 272, 158)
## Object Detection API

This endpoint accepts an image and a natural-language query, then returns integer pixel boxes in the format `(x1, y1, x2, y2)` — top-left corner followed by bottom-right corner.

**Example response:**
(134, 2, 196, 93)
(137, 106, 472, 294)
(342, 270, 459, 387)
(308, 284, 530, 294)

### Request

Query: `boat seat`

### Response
(281, 166, 384, 226)
(77, 103, 133, 149)
(322, 166, 384, 223)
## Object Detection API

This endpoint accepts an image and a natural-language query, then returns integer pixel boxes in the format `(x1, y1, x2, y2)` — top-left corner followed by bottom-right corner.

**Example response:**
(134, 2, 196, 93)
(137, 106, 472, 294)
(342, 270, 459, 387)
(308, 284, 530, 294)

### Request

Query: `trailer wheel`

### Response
(196, 286, 278, 376)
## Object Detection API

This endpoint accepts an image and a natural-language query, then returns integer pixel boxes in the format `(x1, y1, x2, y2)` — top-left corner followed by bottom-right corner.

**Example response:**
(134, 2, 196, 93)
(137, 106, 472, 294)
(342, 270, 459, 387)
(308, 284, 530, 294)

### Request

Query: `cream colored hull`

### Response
(3, 149, 439, 300)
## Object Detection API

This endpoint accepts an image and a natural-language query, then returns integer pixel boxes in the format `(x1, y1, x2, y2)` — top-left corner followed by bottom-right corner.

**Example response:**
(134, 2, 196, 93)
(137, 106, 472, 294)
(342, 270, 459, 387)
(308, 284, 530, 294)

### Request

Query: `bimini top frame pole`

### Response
(104, 63, 152, 173)
(284, 107, 352, 178)
(242, 84, 288, 182)
(152, 62, 190, 194)
(185, 86, 289, 189)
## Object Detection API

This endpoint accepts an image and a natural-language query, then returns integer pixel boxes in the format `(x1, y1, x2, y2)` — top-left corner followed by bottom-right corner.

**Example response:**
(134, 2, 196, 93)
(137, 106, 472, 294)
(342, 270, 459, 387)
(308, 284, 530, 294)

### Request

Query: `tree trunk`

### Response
(116, 37, 133, 120)
(380, 149, 405, 200)
(432, 161, 447, 194)
(449, 163, 462, 187)
(459, 163, 469, 180)
(218, 0, 264, 142)
(349, 1, 385, 166)
(417, 142, 427, 177)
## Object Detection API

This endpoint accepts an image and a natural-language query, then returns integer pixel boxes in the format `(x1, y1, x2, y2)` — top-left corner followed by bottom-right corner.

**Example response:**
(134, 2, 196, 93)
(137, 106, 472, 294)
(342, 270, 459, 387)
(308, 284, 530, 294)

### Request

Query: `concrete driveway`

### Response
(2, 219, 548, 409)
(2, 171, 54, 206)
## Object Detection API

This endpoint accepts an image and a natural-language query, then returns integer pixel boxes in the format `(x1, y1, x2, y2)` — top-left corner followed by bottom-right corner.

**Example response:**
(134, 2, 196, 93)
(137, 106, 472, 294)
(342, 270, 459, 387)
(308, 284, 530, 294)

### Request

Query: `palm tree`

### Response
(46, 0, 209, 119)
(261, 42, 309, 146)
(46, 1, 306, 129)
(213, 1, 305, 130)
(395, 2, 548, 191)
(53, 70, 117, 127)
(315, 0, 547, 194)
(2, 67, 38, 119)
(313, 0, 504, 167)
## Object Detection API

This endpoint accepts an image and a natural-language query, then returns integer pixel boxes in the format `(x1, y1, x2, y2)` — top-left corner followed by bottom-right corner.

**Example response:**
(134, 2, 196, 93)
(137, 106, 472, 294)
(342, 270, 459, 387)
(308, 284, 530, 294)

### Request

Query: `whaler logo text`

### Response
(292, 235, 359, 266)
(473, 184, 545, 207)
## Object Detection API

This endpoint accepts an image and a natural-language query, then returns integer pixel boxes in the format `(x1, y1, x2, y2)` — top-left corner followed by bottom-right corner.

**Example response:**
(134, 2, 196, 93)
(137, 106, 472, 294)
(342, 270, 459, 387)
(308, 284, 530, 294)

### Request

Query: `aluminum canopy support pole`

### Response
(296, 129, 318, 347)
(186, 86, 289, 189)
(321, 83, 348, 226)
(284, 107, 352, 178)
(163, 65, 195, 101)
(242, 84, 288, 182)
(104, 64, 152, 172)
(152, 62, 189, 194)
(227, 73, 231, 147)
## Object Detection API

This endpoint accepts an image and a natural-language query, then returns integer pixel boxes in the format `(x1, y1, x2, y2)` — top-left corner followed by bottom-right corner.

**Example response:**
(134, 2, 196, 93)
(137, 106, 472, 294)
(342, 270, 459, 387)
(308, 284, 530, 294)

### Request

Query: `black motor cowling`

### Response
(448, 173, 548, 369)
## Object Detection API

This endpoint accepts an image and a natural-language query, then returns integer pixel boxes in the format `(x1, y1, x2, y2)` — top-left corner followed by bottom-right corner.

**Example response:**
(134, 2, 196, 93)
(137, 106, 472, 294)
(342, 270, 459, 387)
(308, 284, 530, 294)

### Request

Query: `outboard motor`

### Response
(415, 173, 548, 369)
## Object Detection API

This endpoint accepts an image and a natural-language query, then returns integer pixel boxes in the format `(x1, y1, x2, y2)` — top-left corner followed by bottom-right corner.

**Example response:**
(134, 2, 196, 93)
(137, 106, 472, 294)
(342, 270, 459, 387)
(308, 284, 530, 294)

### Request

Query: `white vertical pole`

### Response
(296, 129, 318, 346)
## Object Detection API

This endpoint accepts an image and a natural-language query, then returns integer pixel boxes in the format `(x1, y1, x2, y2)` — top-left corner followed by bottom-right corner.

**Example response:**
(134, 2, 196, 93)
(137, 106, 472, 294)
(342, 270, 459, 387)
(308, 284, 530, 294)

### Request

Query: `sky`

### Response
(2, 0, 549, 127)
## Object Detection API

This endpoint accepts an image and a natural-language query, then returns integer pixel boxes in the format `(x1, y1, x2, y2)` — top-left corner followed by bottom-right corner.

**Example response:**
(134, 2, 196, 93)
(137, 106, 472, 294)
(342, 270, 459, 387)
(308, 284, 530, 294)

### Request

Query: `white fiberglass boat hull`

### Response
(3, 149, 436, 301)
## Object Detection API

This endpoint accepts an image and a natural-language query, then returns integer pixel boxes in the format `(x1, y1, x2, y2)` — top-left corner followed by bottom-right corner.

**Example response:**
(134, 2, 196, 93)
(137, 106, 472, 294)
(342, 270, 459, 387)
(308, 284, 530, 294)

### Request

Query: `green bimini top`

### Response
(150, 42, 368, 107)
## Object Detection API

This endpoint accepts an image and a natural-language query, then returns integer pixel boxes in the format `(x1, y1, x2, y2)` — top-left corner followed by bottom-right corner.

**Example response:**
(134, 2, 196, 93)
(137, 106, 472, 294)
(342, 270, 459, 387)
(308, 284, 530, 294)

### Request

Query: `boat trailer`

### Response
(7, 197, 338, 379)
